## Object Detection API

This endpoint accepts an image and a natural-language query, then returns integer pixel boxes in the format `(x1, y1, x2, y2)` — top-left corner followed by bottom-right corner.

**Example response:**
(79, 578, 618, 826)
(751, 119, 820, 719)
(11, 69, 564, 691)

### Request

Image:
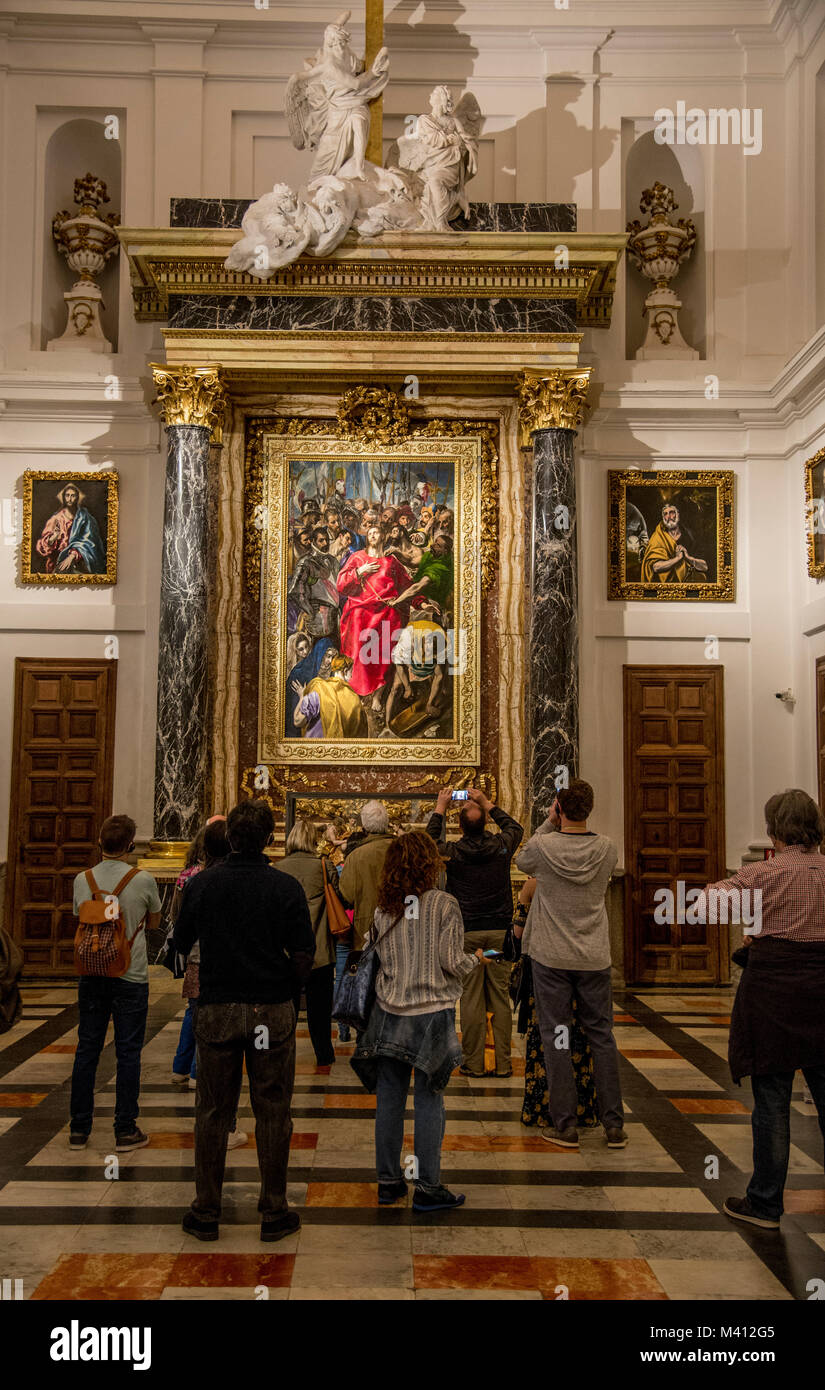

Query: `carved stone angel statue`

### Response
(286, 9, 389, 181)
(396, 86, 482, 231)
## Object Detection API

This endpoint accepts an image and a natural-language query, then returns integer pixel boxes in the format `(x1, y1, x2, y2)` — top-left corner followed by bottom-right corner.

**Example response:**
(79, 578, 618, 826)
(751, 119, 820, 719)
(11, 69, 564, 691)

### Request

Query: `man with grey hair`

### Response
(339, 801, 394, 949)
(695, 787, 825, 1231)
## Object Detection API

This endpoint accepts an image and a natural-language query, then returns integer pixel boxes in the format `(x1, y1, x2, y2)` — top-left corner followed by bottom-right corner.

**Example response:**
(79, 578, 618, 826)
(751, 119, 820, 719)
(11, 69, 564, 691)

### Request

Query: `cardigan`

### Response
(373, 888, 478, 1015)
(728, 935, 825, 1083)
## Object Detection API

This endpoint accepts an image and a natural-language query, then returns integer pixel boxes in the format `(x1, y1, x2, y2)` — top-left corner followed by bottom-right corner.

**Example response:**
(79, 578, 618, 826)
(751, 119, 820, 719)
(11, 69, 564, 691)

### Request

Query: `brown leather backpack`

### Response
(73, 866, 143, 978)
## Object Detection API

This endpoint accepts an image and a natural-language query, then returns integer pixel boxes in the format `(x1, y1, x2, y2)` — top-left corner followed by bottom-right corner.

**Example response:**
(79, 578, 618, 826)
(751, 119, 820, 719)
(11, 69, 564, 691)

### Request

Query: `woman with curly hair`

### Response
(351, 830, 481, 1211)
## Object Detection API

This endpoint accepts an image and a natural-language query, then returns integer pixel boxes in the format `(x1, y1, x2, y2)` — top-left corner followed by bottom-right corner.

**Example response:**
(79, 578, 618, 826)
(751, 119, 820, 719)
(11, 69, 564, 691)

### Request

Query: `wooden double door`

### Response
(623, 665, 728, 986)
(5, 658, 117, 974)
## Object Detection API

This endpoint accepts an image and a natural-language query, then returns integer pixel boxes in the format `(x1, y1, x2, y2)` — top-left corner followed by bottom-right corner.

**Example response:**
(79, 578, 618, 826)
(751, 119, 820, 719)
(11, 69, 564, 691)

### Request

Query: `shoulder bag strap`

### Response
(84, 869, 100, 899)
(112, 865, 141, 898)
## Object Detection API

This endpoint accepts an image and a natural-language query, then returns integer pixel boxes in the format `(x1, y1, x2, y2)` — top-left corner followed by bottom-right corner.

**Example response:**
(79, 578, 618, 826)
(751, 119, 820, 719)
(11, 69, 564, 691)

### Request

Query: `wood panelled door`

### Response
(5, 659, 117, 973)
(623, 665, 727, 986)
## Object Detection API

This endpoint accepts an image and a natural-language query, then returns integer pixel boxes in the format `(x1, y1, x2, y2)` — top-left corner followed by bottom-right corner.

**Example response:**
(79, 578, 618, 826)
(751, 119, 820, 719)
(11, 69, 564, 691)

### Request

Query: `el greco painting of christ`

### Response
(258, 434, 481, 765)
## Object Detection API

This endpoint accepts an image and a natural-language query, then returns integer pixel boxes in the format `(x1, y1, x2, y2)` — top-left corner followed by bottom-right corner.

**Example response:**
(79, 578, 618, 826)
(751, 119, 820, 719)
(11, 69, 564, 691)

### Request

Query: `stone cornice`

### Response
(118, 226, 626, 331)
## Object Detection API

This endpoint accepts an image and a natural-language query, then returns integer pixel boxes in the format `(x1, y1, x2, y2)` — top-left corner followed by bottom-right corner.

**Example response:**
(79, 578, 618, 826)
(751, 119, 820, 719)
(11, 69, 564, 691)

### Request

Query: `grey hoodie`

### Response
(518, 818, 618, 971)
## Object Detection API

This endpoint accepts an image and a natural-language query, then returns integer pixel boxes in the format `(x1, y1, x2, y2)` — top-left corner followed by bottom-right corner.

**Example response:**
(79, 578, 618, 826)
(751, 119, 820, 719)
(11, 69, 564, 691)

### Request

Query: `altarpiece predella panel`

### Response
(250, 424, 492, 770)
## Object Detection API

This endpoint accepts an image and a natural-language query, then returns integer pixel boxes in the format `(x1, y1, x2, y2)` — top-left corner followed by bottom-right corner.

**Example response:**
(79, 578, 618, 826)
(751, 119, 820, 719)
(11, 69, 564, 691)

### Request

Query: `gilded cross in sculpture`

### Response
(364, 0, 384, 164)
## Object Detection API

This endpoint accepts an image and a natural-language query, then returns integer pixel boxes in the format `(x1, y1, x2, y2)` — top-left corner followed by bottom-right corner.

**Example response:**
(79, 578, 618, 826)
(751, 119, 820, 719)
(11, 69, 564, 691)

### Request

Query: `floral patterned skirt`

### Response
(521, 993, 599, 1128)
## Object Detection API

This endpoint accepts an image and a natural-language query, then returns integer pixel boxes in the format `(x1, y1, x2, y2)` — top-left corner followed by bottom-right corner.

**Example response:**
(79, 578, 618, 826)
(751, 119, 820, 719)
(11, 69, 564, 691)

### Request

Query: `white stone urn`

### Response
(48, 174, 120, 353)
(626, 182, 698, 360)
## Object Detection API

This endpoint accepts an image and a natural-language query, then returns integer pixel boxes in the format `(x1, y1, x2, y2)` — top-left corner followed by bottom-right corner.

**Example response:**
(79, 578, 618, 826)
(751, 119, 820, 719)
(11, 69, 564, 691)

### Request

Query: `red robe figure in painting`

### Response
(337, 526, 411, 698)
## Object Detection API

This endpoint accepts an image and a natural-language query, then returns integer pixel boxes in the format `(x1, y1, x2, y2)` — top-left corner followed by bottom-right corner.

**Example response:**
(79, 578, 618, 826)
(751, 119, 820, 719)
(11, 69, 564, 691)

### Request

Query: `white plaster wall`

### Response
(0, 1, 823, 866)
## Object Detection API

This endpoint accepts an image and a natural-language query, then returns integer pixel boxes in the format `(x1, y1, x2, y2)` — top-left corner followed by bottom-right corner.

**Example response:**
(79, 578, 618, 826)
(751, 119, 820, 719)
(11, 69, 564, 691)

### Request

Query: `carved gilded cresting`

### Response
(150, 364, 228, 443)
(516, 367, 592, 445)
(239, 764, 498, 822)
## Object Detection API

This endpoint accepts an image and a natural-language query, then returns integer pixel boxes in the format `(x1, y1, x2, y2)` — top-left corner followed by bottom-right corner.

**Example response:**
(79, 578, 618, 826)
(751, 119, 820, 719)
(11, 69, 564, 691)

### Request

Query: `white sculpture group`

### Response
(225, 10, 481, 278)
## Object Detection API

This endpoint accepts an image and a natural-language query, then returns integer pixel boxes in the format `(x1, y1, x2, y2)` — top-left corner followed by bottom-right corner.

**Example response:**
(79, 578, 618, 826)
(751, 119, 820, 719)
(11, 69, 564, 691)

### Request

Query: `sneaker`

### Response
(541, 1125, 579, 1148)
(170, 1072, 190, 1086)
(227, 1129, 247, 1150)
(378, 1179, 408, 1205)
(115, 1128, 150, 1153)
(260, 1210, 301, 1242)
(605, 1127, 629, 1149)
(723, 1196, 780, 1230)
(459, 1066, 485, 1078)
(412, 1184, 466, 1212)
(68, 1132, 88, 1149)
(182, 1211, 219, 1242)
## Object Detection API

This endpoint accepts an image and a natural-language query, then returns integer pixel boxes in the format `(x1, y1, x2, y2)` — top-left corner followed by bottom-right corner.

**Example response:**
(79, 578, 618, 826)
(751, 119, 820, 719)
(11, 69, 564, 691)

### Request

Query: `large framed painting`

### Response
(608, 469, 734, 601)
(21, 470, 118, 585)
(257, 431, 482, 765)
(805, 446, 825, 578)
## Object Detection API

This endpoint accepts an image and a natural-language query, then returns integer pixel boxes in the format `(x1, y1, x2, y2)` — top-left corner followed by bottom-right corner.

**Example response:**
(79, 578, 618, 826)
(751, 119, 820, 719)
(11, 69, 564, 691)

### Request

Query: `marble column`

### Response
(517, 369, 591, 829)
(150, 365, 227, 847)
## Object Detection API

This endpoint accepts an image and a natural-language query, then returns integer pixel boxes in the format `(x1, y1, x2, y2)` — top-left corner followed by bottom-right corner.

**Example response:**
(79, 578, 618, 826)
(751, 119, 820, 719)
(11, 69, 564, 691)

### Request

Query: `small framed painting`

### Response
(21, 470, 118, 585)
(805, 446, 825, 578)
(608, 469, 734, 601)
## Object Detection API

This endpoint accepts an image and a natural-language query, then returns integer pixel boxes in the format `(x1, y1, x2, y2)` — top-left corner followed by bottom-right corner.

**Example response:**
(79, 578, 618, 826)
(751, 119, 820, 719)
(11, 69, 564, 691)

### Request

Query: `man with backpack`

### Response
(69, 814, 161, 1151)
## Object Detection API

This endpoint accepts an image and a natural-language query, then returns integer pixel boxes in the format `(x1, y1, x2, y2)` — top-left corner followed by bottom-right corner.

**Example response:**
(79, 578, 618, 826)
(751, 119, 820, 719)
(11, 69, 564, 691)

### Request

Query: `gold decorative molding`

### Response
(805, 445, 825, 579)
(337, 385, 411, 445)
(244, 394, 499, 598)
(150, 364, 228, 443)
(118, 227, 626, 329)
(516, 367, 592, 444)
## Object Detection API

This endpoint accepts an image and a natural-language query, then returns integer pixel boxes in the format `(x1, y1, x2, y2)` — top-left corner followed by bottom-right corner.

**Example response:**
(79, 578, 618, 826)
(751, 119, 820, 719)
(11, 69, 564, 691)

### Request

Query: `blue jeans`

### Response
(70, 977, 149, 1138)
(173, 999, 197, 1078)
(375, 1056, 446, 1190)
(334, 940, 351, 1041)
(747, 1066, 825, 1219)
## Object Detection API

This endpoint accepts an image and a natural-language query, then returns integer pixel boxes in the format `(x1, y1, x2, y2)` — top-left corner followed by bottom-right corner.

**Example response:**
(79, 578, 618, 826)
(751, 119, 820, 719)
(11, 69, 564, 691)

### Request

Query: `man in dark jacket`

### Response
(695, 788, 825, 1231)
(174, 798, 315, 1244)
(426, 787, 523, 1077)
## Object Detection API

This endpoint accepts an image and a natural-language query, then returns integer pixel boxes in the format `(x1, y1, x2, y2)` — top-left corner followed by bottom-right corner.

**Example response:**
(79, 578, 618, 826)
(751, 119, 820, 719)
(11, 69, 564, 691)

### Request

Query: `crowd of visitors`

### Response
(66, 782, 825, 1241)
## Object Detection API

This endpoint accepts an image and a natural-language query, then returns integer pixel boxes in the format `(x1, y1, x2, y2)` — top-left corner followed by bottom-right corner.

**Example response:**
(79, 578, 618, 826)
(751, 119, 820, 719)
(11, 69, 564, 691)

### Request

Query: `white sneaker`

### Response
(227, 1130, 247, 1150)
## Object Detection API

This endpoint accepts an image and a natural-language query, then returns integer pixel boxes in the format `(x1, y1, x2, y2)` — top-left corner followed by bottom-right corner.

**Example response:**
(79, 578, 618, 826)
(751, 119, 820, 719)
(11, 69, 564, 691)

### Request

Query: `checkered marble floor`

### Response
(0, 973, 823, 1300)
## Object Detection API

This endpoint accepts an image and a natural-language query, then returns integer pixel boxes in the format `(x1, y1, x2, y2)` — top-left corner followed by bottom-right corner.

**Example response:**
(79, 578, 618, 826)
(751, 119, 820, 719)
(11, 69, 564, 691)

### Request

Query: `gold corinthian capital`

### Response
(150, 364, 228, 444)
(516, 368, 592, 446)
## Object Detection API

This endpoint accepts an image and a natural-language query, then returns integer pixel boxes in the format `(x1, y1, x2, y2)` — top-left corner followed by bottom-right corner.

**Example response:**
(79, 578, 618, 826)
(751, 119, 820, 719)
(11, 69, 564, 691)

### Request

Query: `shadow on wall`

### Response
(624, 131, 706, 360)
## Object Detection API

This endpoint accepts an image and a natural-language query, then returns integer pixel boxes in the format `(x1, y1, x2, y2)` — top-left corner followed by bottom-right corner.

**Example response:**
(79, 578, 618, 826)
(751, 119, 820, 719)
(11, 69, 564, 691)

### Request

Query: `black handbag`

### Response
(503, 903, 526, 963)
(332, 912, 404, 1032)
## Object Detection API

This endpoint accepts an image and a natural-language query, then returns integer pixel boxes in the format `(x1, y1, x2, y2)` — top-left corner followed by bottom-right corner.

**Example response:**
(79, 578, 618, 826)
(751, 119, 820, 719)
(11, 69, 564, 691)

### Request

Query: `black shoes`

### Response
(115, 1128, 150, 1153)
(605, 1127, 629, 1149)
(68, 1132, 89, 1149)
(459, 1066, 485, 1078)
(541, 1125, 579, 1148)
(723, 1196, 780, 1230)
(261, 1211, 301, 1242)
(378, 1179, 408, 1205)
(412, 1185, 466, 1212)
(182, 1211, 219, 1242)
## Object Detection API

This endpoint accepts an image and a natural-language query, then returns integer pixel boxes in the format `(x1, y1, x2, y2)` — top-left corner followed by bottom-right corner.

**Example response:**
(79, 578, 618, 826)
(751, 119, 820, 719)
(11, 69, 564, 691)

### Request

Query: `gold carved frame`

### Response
(20, 469, 118, 586)
(257, 430, 483, 765)
(608, 469, 734, 602)
(805, 446, 825, 579)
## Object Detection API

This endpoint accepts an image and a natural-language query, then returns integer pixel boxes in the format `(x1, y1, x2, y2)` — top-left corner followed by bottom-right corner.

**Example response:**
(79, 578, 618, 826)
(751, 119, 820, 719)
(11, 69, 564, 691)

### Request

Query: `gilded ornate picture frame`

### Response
(804, 446, 825, 579)
(257, 431, 482, 765)
(21, 470, 118, 586)
(608, 469, 734, 602)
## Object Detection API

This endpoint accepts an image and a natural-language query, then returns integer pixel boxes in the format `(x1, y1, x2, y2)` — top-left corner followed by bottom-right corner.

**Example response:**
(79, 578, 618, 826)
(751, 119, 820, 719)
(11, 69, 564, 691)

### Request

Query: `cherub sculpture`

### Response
(396, 87, 481, 231)
(286, 9, 389, 181)
(224, 183, 313, 277)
